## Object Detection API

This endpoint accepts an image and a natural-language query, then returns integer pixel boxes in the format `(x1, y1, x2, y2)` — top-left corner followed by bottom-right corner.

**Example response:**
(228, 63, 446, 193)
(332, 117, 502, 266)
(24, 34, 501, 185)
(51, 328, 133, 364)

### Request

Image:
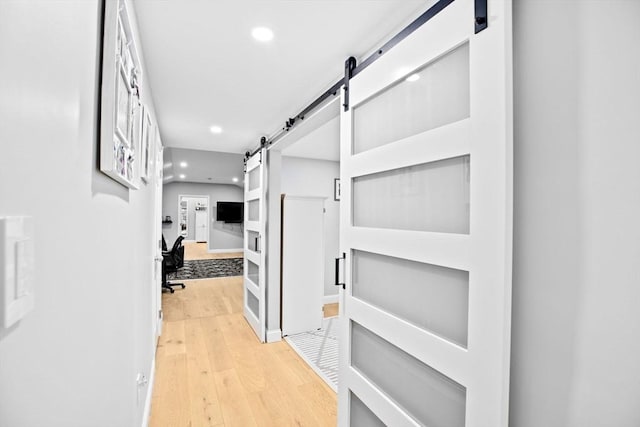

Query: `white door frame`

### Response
(338, 0, 513, 425)
(153, 144, 164, 341)
(177, 194, 210, 244)
(266, 97, 341, 341)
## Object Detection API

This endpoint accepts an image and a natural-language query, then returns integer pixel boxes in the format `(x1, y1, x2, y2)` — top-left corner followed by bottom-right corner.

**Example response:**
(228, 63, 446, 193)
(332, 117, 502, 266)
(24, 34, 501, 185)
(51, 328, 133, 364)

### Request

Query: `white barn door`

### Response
(244, 149, 267, 342)
(338, 0, 512, 426)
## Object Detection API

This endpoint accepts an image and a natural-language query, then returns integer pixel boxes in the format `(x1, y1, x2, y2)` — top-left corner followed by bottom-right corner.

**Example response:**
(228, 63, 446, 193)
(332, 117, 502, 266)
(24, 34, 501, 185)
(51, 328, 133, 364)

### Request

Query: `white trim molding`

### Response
(141, 357, 156, 427)
(266, 328, 282, 343)
(208, 248, 244, 254)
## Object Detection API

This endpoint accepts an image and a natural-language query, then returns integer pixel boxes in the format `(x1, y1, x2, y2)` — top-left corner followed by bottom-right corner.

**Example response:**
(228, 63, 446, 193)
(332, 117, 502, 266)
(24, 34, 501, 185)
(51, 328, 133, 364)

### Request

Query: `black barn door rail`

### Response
(245, 0, 487, 162)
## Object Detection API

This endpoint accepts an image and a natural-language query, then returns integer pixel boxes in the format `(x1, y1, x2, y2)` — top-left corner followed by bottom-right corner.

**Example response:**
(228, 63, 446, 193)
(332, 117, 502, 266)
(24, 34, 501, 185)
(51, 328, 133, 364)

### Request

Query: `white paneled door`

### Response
(244, 149, 267, 342)
(195, 210, 207, 242)
(338, 0, 513, 426)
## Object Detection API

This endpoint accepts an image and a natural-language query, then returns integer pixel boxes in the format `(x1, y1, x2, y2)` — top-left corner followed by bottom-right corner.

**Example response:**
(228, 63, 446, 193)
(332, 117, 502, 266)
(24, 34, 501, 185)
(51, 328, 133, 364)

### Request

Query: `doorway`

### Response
(268, 97, 342, 391)
(177, 194, 209, 244)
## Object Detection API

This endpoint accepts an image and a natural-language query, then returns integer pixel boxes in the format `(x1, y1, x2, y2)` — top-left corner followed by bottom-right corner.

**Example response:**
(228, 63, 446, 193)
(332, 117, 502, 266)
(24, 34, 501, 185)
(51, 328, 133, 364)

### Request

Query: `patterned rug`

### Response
(172, 258, 244, 280)
(285, 317, 339, 392)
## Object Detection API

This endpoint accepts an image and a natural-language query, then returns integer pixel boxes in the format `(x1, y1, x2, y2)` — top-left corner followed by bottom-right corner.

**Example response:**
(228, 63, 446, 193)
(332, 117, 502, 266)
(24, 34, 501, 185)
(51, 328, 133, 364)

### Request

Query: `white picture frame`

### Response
(99, 0, 142, 189)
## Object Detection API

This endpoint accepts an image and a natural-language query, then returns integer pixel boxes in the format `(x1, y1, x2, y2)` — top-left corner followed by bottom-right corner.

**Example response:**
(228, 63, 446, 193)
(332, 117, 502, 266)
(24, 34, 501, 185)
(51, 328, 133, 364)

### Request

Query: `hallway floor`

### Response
(183, 242, 243, 260)
(149, 274, 337, 427)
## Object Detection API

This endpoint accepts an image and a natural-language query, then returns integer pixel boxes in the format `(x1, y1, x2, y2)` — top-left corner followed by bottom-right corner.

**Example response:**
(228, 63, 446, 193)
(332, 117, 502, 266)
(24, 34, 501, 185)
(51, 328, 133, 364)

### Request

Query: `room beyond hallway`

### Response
(150, 275, 337, 426)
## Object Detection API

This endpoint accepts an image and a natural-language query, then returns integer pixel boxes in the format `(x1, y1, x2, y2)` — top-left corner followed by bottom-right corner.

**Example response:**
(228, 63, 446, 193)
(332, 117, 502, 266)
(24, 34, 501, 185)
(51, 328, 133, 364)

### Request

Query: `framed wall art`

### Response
(99, 0, 143, 189)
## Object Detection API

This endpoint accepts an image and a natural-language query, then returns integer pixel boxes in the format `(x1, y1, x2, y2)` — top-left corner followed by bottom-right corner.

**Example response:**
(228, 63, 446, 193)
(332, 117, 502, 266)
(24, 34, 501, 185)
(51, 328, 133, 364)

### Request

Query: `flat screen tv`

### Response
(217, 201, 243, 223)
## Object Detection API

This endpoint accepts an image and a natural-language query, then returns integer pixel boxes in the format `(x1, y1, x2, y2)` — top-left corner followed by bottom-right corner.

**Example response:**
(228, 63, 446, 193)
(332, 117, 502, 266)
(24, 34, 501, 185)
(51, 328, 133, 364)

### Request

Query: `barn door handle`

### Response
(334, 253, 346, 290)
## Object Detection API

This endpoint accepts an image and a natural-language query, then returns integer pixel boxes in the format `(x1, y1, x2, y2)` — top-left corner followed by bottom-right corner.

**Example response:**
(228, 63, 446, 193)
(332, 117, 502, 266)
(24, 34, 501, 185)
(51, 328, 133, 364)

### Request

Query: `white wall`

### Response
(0, 1, 160, 426)
(281, 156, 340, 298)
(510, 1, 640, 426)
(163, 182, 244, 251)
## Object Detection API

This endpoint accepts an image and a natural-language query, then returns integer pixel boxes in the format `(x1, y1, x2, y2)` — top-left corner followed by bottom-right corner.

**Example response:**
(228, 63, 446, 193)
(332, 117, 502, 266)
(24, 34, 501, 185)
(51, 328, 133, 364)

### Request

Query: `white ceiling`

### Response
(134, 0, 427, 158)
(163, 148, 244, 186)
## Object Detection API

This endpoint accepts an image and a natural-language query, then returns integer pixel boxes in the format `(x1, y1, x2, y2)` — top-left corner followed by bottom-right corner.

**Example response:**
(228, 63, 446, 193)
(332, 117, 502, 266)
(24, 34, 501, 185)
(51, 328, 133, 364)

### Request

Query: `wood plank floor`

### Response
(150, 274, 337, 427)
(323, 303, 339, 319)
(183, 242, 243, 260)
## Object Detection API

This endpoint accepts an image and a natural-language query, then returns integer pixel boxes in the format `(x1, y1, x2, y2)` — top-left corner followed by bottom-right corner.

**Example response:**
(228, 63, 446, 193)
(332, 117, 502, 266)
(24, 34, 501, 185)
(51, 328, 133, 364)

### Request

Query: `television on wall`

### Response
(216, 201, 243, 223)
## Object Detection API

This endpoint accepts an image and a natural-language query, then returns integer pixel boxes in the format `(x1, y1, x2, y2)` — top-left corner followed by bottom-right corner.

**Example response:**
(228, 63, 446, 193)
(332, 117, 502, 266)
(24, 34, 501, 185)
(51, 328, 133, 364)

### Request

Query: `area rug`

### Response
(285, 317, 339, 392)
(172, 258, 243, 280)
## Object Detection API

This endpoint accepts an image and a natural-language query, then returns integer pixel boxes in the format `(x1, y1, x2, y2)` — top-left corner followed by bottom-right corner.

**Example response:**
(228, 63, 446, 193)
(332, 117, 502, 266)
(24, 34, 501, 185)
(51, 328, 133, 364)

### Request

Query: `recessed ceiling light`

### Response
(209, 125, 223, 134)
(163, 162, 173, 169)
(232, 177, 239, 183)
(405, 73, 420, 82)
(179, 174, 186, 179)
(164, 175, 174, 180)
(251, 27, 274, 42)
(179, 161, 188, 168)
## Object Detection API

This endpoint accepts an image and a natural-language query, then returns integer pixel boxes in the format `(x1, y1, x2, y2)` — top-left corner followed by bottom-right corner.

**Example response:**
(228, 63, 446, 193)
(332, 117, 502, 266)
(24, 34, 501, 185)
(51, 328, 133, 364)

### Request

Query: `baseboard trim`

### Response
(141, 357, 156, 427)
(266, 329, 282, 343)
(323, 294, 339, 305)
(207, 248, 244, 254)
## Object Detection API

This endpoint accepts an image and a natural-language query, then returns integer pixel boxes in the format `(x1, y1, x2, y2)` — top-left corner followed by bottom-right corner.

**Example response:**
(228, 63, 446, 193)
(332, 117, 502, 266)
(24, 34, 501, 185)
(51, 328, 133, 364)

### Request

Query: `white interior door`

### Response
(281, 196, 325, 336)
(244, 149, 267, 342)
(195, 210, 207, 242)
(338, 1, 513, 426)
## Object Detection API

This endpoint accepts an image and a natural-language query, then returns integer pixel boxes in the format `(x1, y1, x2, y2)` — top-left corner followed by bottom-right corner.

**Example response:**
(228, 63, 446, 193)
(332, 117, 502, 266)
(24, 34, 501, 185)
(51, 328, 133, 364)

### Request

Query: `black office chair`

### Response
(162, 236, 186, 293)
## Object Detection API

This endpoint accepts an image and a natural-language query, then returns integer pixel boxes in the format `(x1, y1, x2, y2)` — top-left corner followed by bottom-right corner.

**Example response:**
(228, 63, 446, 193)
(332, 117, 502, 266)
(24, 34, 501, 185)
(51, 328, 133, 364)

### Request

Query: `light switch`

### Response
(0, 217, 35, 328)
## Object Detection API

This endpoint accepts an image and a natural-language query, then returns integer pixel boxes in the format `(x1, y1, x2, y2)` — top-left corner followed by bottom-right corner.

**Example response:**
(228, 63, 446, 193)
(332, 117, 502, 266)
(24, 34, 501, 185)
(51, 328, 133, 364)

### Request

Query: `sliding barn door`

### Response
(244, 149, 267, 342)
(338, 0, 513, 426)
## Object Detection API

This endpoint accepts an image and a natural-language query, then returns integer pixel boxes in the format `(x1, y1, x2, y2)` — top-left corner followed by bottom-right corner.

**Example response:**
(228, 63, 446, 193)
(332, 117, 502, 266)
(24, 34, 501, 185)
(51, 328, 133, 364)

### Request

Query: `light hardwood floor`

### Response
(323, 303, 339, 318)
(183, 242, 243, 260)
(150, 274, 337, 427)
